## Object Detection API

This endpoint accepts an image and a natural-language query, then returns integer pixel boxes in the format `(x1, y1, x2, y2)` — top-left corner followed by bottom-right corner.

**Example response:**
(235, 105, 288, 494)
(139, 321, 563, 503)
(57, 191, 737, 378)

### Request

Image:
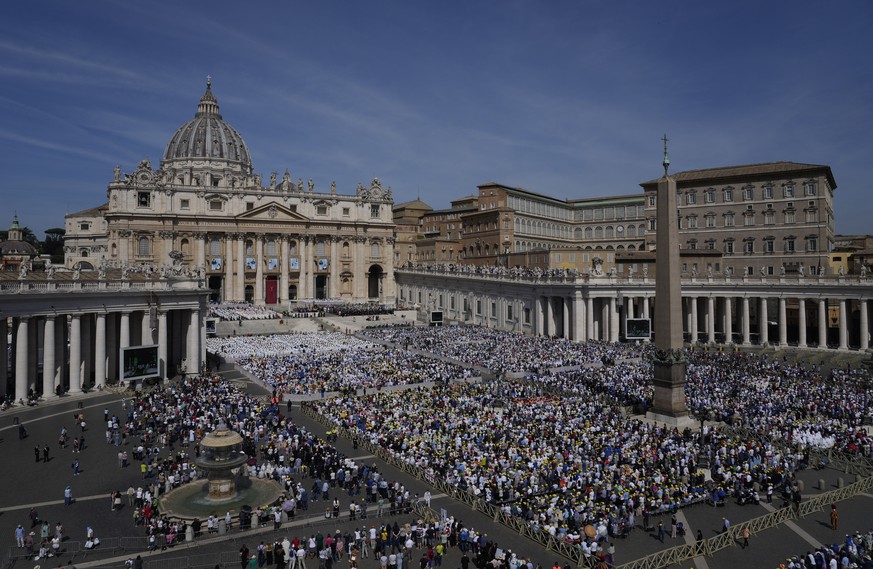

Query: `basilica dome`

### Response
(162, 80, 253, 173)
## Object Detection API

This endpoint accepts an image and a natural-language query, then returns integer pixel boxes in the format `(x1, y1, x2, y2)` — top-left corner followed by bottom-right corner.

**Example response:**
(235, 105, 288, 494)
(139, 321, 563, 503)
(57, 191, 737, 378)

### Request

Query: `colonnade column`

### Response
(759, 298, 769, 345)
(742, 297, 750, 346)
(778, 298, 788, 347)
(609, 297, 619, 343)
(572, 296, 585, 341)
(0, 318, 7, 398)
(69, 315, 82, 394)
(94, 313, 106, 389)
(690, 297, 698, 343)
(797, 299, 807, 348)
(860, 299, 869, 351)
(187, 309, 201, 377)
(107, 312, 118, 383)
(14, 317, 29, 402)
(642, 297, 650, 319)
(707, 296, 716, 344)
(724, 297, 733, 345)
(838, 299, 848, 350)
(562, 297, 571, 339)
(818, 299, 827, 348)
(158, 311, 168, 380)
(254, 236, 265, 305)
(586, 298, 594, 341)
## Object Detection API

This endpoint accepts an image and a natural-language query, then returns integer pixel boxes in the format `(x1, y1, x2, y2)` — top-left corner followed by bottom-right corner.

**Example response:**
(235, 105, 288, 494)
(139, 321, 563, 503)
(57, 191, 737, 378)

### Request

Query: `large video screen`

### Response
(625, 318, 652, 340)
(430, 311, 443, 324)
(121, 345, 159, 381)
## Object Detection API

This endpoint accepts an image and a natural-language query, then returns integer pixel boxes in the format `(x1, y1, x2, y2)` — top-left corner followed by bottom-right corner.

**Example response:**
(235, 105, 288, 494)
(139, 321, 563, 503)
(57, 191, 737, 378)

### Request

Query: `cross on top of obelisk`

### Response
(662, 134, 670, 177)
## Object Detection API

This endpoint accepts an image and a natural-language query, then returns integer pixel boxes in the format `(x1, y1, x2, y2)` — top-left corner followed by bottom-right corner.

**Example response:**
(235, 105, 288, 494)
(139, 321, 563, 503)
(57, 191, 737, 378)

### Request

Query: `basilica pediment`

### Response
(237, 202, 309, 222)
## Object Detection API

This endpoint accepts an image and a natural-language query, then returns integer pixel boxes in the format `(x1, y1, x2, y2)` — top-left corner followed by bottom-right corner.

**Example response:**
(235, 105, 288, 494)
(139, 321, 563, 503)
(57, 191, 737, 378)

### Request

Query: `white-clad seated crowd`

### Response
(209, 301, 281, 321)
(206, 333, 471, 396)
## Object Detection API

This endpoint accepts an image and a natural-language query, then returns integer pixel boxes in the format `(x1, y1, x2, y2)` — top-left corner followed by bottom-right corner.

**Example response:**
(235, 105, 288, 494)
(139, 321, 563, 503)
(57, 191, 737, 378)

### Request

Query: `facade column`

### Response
(254, 235, 265, 305)
(707, 296, 716, 344)
(280, 237, 290, 305)
(94, 313, 106, 389)
(742, 297, 751, 345)
(14, 317, 29, 402)
(690, 297, 699, 343)
(69, 315, 82, 394)
(759, 298, 769, 345)
(642, 296, 650, 319)
(307, 236, 315, 299)
(724, 297, 733, 345)
(196, 233, 206, 268)
(330, 237, 339, 299)
(818, 298, 827, 348)
(778, 298, 788, 347)
(838, 298, 848, 350)
(299, 237, 308, 300)
(860, 299, 869, 351)
(236, 235, 245, 302)
(224, 234, 234, 301)
(0, 318, 7, 398)
(798, 298, 808, 348)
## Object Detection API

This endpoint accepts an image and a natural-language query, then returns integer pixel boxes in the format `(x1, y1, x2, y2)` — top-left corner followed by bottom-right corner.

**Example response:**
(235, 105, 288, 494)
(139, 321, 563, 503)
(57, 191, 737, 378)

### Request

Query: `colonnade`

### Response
(1, 306, 205, 404)
(396, 273, 873, 352)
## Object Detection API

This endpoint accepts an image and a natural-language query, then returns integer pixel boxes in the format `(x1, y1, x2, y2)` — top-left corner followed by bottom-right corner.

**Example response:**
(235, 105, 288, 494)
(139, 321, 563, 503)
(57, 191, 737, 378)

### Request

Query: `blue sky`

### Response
(1, 1, 871, 238)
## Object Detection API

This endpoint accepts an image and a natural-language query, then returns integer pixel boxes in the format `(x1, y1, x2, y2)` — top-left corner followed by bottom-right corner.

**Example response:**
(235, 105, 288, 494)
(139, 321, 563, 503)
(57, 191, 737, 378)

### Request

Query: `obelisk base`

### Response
(647, 350, 695, 428)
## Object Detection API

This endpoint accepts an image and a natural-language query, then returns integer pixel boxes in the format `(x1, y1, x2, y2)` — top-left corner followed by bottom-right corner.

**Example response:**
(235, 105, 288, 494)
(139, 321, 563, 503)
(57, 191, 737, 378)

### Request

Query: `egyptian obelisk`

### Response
(647, 136, 693, 426)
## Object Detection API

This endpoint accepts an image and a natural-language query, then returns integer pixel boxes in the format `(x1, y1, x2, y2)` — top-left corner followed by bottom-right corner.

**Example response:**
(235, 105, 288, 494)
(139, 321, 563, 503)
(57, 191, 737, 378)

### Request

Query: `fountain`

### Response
(159, 424, 283, 521)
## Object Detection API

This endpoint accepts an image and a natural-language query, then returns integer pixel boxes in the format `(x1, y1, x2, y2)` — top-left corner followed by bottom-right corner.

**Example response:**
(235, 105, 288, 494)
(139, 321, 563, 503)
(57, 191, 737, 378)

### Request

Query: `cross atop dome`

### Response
(196, 76, 220, 118)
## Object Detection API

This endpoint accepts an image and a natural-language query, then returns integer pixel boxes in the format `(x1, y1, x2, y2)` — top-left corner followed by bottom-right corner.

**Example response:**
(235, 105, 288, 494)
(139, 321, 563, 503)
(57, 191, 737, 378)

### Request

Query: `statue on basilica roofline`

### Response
(114, 165, 122, 182)
(270, 172, 277, 190)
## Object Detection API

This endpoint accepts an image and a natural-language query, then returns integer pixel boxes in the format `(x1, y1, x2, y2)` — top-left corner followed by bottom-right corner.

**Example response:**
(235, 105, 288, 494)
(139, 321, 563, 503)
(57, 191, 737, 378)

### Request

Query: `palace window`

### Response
(743, 186, 754, 200)
(686, 193, 696, 205)
(804, 182, 817, 196)
(763, 184, 773, 199)
(723, 188, 733, 202)
(724, 213, 735, 227)
(370, 205, 380, 218)
(764, 212, 775, 225)
(704, 190, 714, 203)
(137, 192, 151, 208)
(783, 184, 795, 198)
(705, 214, 716, 228)
(180, 199, 190, 210)
(785, 238, 796, 253)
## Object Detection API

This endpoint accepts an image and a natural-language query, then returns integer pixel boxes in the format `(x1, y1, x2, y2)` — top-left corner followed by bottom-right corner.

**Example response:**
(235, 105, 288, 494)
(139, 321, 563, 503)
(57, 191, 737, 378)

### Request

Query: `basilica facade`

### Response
(65, 81, 396, 306)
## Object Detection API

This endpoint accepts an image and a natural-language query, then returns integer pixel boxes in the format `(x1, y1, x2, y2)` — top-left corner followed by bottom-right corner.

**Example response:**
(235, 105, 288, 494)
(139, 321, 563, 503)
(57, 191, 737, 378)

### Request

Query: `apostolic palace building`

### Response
(1, 80, 871, 404)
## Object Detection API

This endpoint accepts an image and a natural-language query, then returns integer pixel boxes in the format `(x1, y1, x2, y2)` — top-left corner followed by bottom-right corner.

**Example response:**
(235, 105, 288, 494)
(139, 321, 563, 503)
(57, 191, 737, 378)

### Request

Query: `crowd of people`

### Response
(399, 262, 582, 281)
(207, 333, 472, 396)
(309, 380, 804, 550)
(780, 529, 873, 568)
(210, 302, 282, 321)
(361, 327, 642, 374)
